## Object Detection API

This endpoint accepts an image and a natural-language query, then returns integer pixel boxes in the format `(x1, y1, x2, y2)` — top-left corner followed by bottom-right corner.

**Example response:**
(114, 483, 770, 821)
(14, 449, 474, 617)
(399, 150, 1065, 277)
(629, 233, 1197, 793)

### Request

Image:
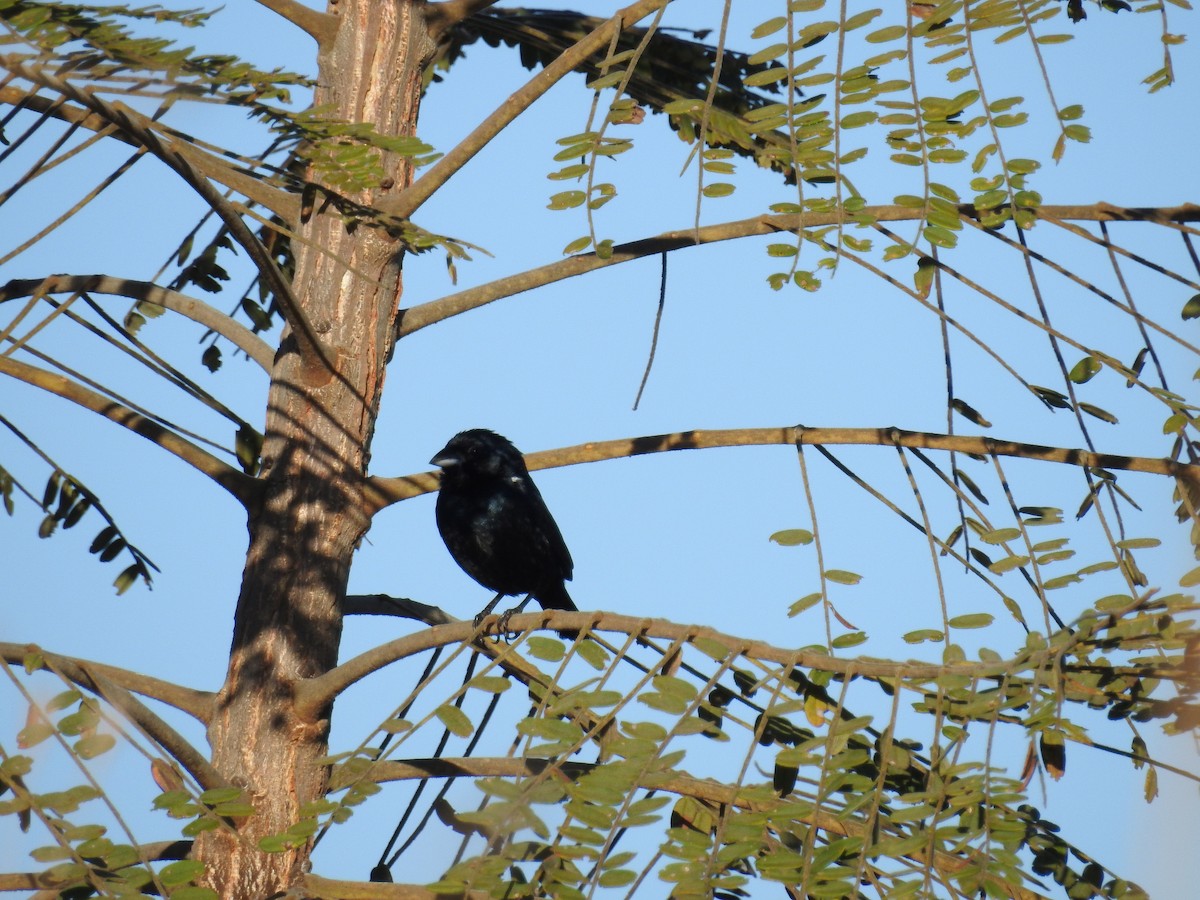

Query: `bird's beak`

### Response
(430, 450, 458, 468)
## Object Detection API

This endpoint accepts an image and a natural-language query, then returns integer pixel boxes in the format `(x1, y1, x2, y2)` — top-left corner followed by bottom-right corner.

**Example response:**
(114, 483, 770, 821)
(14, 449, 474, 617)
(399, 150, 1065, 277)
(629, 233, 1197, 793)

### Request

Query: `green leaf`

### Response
(1069, 356, 1101, 384)
(950, 398, 992, 428)
(159, 859, 206, 887)
(526, 636, 565, 661)
(74, 732, 116, 760)
(788, 592, 822, 617)
(1182, 294, 1200, 320)
(980, 528, 1021, 545)
(434, 705, 473, 738)
(170, 889, 219, 900)
(547, 190, 585, 210)
(1079, 402, 1117, 424)
(1180, 565, 1200, 588)
(948, 613, 994, 629)
(823, 569, 862, 585)
(867, 24, 908, 42)
(702, 182, 735, 198)
(903, 629, 944, 643)
(751, 17, 788, 38)
(831, 631, 868, 649)
(770, 528, 813, 546)
(468, 675, 511, 694)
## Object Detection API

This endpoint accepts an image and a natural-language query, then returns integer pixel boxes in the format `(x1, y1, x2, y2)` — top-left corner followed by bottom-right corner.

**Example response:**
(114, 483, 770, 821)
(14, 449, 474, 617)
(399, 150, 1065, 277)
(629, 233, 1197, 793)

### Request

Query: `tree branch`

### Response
(0, 275, 275, 371)
(0, 355, 257, 504)
(367, 425, 1200, 509)
(4, 60, 329, 371)
(2, 645, 225, 789)
(382, 0, 672, 221)
(0, 841, 190, 894)
(0, 84, 300, 222)
(0, 642, 213, 722)
(298, 608, 1064, 715)
(344, 593, 455, 625)
(302, 875, 491, 899)
(254, 0, 338, 46)
(397, 203, 1200, 335)
(86, 671, 227, 791)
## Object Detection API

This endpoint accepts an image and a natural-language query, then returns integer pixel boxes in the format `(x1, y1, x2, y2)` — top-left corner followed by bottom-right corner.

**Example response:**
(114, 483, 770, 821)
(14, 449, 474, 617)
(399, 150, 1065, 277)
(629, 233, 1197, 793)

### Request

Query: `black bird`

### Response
(431, 429, 577, 632)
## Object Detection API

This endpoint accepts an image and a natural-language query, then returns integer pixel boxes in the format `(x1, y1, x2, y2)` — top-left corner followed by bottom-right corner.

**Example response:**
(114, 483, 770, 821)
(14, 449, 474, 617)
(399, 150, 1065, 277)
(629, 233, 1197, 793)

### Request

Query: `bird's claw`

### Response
(497, 608, 516, 640)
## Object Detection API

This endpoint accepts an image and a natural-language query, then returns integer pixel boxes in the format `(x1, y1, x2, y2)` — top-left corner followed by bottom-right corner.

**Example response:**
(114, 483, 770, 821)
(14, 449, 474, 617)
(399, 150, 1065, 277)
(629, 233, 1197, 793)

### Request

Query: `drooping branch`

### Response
(254, 0, 338, 46)
(366, 425, 1200, 509)
(85, 671, 227, 791)
(0, 84, 299, 222)
(4, 59, 330, 372)
(0, 355, 256, 504)
(0, 275, 275, 371)
(328, 756, 1047, 899)
(397, 203, 1200, 335)
(0, 643, 213, 722)
(383, 0, 672, 221)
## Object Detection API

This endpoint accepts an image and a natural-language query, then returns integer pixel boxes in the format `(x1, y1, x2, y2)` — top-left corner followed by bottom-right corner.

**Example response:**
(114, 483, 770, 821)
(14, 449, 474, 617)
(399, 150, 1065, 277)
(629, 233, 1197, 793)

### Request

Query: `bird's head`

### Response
(430, 429, 527, 486)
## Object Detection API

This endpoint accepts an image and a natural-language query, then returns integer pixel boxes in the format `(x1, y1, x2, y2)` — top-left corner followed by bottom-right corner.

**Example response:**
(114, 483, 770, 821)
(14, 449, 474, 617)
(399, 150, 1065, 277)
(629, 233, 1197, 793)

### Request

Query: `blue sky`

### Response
(1, 1, 1198, 895)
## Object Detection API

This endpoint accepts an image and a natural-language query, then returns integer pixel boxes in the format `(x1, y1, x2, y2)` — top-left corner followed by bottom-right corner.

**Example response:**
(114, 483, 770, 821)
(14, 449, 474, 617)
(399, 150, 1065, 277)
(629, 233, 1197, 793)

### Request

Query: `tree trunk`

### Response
(194, 2, 436, 894)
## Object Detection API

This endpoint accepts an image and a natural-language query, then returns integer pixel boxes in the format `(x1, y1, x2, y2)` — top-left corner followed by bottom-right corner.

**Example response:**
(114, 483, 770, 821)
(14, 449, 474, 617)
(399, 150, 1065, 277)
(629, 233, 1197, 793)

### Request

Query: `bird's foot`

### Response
(496, 607, 517, 639)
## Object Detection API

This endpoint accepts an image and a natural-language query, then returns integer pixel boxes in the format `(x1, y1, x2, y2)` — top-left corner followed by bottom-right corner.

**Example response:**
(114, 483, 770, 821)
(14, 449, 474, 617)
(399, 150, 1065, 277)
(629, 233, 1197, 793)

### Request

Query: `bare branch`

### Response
(254, 0, 338, 46)
(398, 203, 1200, 335)
(344, 593, 455, 625)
(0, 355, 257, 504)
(0, 275, 275, 371)
(367, 425, 1200, 509)
(0, 642, 213, 722)
(383, 0, 673, 221)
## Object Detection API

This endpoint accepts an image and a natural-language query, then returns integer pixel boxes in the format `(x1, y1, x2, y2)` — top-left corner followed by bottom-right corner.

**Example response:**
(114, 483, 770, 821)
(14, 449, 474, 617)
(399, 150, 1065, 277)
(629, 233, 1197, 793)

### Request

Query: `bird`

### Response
(430, 429, 578, 635)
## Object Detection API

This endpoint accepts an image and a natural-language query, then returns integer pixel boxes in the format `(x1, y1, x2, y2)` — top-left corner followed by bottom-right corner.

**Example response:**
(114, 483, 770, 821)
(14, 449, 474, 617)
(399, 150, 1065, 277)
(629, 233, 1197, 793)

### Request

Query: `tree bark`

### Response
(194, 1, 436, 894)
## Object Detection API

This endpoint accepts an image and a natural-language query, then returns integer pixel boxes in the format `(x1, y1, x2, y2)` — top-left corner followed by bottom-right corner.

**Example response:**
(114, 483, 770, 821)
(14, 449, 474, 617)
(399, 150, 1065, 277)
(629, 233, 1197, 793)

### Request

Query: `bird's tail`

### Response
(535, 581, 577, 612)
(535, 582, 579, 640)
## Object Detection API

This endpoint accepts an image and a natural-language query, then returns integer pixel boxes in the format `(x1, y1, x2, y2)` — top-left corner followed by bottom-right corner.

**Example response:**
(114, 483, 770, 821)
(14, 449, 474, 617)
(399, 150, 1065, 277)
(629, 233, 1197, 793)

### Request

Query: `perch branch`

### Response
(0, 275, 275, 371)
(298, 609, 1066, 713)
(367, 425, 1200, 510)
(397, 203, 1200, 335)
(0, 356, 257, 504)
(383, 0, 672, 220)
(302, 875, 491, 899)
